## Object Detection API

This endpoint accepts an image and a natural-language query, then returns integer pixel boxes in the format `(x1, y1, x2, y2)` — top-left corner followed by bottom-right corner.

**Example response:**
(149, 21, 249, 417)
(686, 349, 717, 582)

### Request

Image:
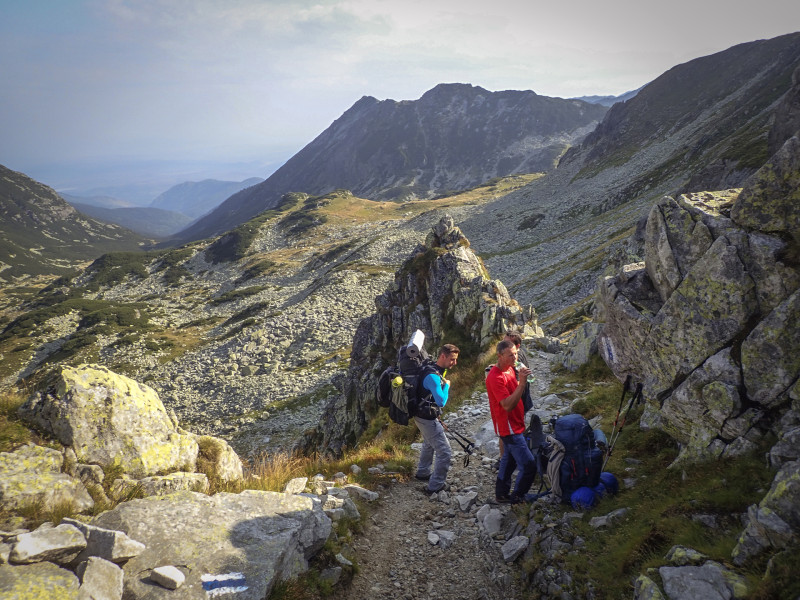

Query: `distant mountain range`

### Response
(62, 177, 264, 238)
(571, 88, 641, 106)
(174, 83, 609, 242)
(0, 165, 147, 281)
(150, 177, 263, 218)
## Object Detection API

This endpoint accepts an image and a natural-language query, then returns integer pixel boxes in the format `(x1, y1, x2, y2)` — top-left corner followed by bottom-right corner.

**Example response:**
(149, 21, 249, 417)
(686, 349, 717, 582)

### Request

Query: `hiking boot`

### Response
(414, 473, 431, 481)
(420, 482, 449, 495)
(494, 493, 523, 505)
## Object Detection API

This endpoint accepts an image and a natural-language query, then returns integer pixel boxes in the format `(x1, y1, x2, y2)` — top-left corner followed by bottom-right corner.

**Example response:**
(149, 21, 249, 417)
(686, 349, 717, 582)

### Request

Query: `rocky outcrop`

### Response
(18, 364, 243, 481)
(0, 484, 343, 600)
(595, 135, 800, 588)
(90, 490, 331, 599)
(597, 135, 800, 465)
(306, 215, 542, 455)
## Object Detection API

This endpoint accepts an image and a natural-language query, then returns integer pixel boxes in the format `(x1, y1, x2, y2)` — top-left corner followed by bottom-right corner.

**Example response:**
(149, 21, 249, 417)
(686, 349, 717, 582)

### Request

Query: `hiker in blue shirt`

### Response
(414, 343, 460, 494)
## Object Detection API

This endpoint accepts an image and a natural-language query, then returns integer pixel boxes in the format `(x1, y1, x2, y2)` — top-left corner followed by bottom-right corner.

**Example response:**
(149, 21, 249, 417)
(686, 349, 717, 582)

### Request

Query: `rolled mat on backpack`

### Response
(406, 329, 425, 357)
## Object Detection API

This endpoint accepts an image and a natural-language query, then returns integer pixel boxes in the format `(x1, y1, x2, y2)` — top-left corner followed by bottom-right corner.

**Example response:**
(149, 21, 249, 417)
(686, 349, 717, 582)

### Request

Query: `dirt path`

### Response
(346, 351, 558, 600)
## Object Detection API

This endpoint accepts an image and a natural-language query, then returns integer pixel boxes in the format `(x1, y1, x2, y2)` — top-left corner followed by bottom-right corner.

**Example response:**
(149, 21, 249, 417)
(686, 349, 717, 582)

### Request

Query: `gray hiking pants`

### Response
(413, 416, 452, 492)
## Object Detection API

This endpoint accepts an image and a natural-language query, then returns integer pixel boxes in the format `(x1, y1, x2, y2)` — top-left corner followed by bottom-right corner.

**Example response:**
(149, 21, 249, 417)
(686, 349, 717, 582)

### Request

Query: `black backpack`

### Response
(377, 346, 439, 425)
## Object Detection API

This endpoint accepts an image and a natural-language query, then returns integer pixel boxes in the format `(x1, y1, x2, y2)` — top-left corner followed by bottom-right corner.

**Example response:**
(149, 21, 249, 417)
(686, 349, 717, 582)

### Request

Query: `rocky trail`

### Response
(346, 350, 565, 600)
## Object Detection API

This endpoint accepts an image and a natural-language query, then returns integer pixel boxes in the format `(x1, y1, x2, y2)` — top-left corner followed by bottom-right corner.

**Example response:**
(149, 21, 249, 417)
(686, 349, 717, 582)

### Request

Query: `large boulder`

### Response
(0, 444, 93, 514)
(597, 136, 800, 464)
(89, 490, 331, 600)
(306, 214, 542, 454)
(19, 365, 200, 478)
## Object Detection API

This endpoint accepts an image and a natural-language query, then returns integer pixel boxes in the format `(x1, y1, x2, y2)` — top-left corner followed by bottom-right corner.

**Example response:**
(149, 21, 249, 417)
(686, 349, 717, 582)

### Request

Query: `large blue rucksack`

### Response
(552, 414, 604, 502)
(529, 414, 605, 503)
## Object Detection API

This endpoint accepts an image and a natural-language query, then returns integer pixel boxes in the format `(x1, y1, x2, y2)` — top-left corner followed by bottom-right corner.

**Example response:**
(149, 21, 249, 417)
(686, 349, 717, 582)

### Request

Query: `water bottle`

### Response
(515, 361, 535, 383)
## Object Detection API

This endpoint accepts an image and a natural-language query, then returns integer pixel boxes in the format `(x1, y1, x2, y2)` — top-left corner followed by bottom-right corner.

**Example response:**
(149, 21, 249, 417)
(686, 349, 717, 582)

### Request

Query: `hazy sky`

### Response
(2, 0, 799, 196)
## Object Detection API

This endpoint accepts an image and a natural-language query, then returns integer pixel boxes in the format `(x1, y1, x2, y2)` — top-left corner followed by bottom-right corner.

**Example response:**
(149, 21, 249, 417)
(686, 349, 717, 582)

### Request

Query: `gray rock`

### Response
(335, 553, 352, 567)
(741, 287, 800, 409)
(89, 490, 331, 599)
(501, 535, 529, 562)
(10, 523, 86, 565)
(480, 508, 504, 537)
(0, 444, 94, 514)
(70, 464, 105, 486)
(633, 574, 666, 600)
(0, 561, 80, 599)
(561, 322, 602, 371)
(732, 460, 800, 565)
(456, 491, 478, 512)
(191, 435, 244, 483)
(62, 518, 146, 565)
(659, 561, 748, 600)
(437, 530, 457, 549)
(343, 484, 379, 501)
(589, 508, 629, 528)
(284, 477, 308, 494)
(77, 556, 123, 600)
(111, 472, 209, 499)
(596, 180, 799, 467)
(150, 565, 185, 590)
(665, 545, 708, 566)
(0, 542, 10, 564)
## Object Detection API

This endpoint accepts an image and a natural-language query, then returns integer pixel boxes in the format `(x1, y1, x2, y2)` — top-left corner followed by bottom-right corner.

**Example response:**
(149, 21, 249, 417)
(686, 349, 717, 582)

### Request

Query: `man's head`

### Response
(496, 339, 518, 369)
(504, 331, 522, 348)
(437, 343, 460, 369)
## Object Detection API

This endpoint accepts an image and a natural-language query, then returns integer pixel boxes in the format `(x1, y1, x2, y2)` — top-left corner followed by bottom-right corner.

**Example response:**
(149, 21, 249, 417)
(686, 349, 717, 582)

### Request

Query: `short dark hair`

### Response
(504, 331, 522, 346)
(439, 343, 460, 356)
(496, 339, 515, 355)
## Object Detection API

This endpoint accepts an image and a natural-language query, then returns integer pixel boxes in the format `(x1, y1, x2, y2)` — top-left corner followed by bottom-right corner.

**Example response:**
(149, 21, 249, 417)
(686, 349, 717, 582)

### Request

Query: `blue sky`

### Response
(1, 0, 799, 198)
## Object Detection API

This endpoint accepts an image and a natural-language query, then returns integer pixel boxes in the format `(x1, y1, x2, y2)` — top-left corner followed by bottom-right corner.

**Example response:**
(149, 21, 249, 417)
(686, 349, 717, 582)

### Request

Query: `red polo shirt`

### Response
(486, 364, 525, 436)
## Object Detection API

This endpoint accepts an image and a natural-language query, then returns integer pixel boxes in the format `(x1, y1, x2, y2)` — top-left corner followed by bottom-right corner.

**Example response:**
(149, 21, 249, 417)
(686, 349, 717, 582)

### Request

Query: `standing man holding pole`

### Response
(413, 344, 460, 494)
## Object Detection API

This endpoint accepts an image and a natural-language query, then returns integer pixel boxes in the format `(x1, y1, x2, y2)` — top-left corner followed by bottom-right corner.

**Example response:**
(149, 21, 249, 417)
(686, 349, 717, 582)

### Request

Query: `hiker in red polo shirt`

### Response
(486, 339, 536, 503)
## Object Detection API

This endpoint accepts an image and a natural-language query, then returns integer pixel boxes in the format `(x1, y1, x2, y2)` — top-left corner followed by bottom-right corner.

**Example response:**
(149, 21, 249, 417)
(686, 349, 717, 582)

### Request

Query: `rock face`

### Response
(597, 135, 800, 465)
(90, 490, 331, 600)
(307, 215, 542, 454)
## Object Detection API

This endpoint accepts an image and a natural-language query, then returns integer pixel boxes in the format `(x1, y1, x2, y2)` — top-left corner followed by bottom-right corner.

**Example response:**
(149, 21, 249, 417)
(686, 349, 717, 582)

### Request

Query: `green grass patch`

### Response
(0, 390, 33, 452)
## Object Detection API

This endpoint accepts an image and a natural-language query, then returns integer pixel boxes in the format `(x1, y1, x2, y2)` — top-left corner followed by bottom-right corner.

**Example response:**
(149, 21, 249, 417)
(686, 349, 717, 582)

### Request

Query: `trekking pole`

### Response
(603, 375, 631, 468)
(602, 382, 643, 471)
(608, 375, 631, 443)
(439, 418, 475, 467)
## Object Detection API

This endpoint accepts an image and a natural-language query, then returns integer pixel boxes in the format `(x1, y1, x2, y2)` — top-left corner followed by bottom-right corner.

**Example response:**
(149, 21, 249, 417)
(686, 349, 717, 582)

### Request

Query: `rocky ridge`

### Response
(306, 215, 545, 455)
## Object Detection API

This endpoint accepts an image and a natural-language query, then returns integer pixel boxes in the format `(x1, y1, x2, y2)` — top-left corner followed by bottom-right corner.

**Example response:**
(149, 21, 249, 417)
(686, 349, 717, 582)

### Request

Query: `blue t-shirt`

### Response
(422, 372, 450, 408)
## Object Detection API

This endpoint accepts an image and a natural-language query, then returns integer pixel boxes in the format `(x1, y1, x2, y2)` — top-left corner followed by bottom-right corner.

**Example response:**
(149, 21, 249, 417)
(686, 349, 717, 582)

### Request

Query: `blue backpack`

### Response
(553, 414, 604, 501)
